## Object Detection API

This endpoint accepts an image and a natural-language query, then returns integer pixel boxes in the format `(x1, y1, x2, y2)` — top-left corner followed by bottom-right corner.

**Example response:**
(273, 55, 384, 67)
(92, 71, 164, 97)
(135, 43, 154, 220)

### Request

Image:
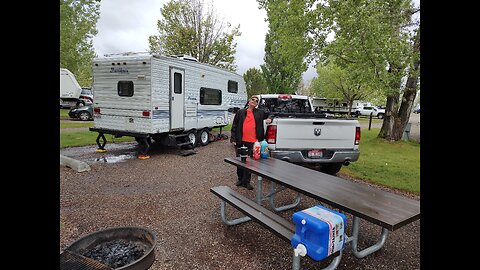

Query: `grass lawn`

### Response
(341, 128, 420, 194)
(357, 117, 383, 124)
(60, 131, 134, 148)
(60, 121, 94, 129)
(213, 123, 232, 132)
(60, 109, 70, 119)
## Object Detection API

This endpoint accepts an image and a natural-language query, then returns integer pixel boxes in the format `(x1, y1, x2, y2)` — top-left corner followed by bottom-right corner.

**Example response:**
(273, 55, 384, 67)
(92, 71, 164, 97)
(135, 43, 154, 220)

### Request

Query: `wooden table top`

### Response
(224, 157, 420, 231)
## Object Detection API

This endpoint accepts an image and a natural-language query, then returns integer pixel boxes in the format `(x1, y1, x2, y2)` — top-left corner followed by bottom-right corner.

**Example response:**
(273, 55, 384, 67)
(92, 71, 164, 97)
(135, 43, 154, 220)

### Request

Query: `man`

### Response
(230, 96, 272, 190)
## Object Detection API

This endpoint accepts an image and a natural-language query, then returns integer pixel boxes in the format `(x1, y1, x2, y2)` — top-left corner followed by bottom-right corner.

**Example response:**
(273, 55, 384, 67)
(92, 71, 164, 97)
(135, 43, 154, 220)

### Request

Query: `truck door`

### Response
(170, 67, 185, 130)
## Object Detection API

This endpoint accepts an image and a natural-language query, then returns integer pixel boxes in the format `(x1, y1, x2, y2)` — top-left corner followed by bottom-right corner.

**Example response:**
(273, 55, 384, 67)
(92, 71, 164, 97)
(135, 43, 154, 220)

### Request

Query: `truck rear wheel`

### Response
(320, 163, 343, 175)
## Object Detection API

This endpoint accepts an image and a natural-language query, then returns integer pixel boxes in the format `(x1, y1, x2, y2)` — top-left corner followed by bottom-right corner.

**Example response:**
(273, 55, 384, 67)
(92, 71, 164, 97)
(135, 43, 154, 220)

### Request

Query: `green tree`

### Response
(60, 0, 101, 86)
(258, 0, 313, 93)
(243, 68, 267, 97)
(310, 58, 377, 115)
(148, 0, 241, 71)
(313, 0, 420, 140)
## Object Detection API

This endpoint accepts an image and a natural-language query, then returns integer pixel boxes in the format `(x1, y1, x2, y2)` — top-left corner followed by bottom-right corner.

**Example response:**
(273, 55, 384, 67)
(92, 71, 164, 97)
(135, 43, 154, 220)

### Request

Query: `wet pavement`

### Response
(60, 140, 198, 165)
(60, 142, 139, 164)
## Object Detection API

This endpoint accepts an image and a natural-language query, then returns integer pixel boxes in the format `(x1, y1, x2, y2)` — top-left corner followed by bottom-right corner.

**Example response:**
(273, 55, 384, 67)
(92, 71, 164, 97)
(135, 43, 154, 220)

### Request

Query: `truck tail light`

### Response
(278, 94, 292, 100)
(142, 111, 150, 117)
(94, 107, 100, 114)
(266, 125, 277, 144)
(355, 127, 361, 145)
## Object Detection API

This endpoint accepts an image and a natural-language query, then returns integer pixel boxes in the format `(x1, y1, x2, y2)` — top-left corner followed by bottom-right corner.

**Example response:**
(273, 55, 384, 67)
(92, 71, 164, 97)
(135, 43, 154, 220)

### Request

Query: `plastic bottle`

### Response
(260, 139, 269, 159)
(253, 141, 261, 160)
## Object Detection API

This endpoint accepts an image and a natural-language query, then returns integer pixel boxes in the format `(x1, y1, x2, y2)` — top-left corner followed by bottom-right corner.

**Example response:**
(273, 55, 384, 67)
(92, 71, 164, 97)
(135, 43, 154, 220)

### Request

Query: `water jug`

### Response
(253, 141, 261, 160)
(291, 205, 346, 261)
(260, 139, 269, 159)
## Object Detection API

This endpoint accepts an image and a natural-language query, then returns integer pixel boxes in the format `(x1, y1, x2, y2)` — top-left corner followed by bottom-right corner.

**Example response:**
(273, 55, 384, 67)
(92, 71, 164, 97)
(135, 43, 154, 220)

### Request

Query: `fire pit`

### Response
(61, 227, 156, 270)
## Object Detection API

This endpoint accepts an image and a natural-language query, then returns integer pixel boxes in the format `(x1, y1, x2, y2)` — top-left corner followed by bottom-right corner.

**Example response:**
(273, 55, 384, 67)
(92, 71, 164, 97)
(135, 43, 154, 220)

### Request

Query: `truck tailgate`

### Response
(274, 118, 358, 149)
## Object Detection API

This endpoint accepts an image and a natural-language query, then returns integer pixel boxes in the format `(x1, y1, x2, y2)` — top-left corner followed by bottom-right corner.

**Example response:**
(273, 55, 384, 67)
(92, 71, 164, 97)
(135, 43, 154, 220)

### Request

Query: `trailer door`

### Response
(170, 67, 185, 130)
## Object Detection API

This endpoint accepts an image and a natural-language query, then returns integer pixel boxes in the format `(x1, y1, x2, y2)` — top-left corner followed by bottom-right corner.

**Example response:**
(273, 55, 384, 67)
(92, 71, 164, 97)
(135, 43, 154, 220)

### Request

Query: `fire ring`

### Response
(62, 226, 156, 270)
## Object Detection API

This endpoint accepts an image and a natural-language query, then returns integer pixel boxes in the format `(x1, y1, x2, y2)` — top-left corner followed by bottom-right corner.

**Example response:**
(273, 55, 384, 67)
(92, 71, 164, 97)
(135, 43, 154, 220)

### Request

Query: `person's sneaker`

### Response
(235, 180, 243, 186)
(244, 183, 254, 190)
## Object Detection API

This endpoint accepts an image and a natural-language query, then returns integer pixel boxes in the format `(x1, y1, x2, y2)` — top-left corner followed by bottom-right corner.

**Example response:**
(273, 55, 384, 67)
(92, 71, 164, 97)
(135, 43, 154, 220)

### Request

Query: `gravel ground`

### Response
(60, 136, 420, 270)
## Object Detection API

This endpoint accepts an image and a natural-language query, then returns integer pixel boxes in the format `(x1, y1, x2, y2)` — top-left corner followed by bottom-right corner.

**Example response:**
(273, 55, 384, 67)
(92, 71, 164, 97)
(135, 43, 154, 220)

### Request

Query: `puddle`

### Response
(94, 153, 136, 163)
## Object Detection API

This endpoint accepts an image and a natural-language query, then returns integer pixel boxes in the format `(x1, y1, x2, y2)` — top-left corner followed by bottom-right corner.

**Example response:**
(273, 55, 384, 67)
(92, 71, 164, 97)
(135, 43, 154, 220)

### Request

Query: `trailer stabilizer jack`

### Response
(95, 133, 107, 152)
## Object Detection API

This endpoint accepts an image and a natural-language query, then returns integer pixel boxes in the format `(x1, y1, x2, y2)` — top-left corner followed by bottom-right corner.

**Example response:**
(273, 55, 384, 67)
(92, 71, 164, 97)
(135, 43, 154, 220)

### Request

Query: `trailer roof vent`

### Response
(177, 55, 198, 62)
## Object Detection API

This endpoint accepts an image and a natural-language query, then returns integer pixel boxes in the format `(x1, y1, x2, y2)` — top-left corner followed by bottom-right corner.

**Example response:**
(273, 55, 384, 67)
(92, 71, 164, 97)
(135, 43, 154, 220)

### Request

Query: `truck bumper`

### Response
(270, 149, 360, 164)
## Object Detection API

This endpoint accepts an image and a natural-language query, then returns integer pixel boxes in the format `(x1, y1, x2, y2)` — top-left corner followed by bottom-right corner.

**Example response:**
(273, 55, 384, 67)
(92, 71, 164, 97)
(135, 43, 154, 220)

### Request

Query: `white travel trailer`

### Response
(89, 54, 247, 156)
(60, 68, 82, 108)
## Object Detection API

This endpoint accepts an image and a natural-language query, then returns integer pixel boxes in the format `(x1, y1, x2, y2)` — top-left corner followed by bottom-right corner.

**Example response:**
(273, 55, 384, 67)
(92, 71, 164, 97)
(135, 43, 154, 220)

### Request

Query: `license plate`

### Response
(308, 149, 323, 158)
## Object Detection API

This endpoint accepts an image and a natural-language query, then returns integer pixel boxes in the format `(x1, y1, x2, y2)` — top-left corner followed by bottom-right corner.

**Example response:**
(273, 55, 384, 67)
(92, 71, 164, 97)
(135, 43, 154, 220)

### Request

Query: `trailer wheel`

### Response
(198, 129, 210, 146)
(186, 130, 198, 147)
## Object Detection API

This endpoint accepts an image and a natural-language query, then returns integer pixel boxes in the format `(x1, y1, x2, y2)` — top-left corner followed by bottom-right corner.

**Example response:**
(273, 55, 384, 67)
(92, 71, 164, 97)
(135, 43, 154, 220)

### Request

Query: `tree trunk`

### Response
(378, 31, 420, 141)
(379, 93, 399, 140)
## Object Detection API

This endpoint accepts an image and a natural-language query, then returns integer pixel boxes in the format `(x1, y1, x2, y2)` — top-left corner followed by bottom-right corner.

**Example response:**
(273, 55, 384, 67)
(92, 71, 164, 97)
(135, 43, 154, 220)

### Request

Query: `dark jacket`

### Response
(231, 108, 272, 143)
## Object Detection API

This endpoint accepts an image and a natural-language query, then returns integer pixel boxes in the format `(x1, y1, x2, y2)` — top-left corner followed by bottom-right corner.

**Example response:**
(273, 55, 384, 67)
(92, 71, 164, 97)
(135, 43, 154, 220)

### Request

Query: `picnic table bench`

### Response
(210, 157, 420, 270)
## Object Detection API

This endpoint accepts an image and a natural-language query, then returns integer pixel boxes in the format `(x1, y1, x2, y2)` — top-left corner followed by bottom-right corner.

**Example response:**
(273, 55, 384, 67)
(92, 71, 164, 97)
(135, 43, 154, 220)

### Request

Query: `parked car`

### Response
(69, 105, 93, 121)
(78, 87, 94, 106)
(413, 107, 420, 114)
(355, 106, 385, 119)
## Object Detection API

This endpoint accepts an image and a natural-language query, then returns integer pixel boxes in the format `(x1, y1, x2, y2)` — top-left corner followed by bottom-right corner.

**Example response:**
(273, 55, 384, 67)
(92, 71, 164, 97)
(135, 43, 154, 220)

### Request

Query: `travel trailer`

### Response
(60, 68, 82, 108)
(89, 53, 247, 156)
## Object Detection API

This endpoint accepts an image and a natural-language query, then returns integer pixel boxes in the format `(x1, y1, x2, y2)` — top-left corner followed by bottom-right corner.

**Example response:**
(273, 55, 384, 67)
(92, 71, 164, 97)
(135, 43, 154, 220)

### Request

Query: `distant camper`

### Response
(89, 53, 247, 153)
(60, 68, 82, 108)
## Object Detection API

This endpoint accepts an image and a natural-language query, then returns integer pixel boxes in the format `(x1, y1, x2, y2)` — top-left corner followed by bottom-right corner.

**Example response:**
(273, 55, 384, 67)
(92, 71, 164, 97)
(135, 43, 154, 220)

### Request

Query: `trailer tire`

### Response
(198, 129, 210, 146)
(186, 130, 198, 147)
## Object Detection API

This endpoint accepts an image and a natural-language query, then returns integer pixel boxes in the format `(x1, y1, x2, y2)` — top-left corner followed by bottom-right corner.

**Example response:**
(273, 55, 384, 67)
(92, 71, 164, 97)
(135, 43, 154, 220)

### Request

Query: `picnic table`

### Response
(211, 157, 420, 270)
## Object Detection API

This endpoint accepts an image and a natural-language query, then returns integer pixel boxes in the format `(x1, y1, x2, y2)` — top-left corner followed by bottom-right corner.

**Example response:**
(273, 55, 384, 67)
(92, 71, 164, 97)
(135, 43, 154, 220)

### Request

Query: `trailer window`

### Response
(118, 81, 134, 97)
(228, 80, 238, 93)
(200, 87, 222, 105)
(174, 72, 182, 94)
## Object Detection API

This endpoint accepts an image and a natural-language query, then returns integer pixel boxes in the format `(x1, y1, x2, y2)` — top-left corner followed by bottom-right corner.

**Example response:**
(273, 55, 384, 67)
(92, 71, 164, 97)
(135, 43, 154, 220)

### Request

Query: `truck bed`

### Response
(272, 116, 359, 150)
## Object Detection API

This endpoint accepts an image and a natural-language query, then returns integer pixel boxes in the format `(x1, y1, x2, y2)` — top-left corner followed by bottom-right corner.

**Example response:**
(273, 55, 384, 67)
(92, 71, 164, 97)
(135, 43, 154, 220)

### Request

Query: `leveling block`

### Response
(95, 148, 107, 153)
(137, 155, 150, 160)
(291, 205, 346, 261)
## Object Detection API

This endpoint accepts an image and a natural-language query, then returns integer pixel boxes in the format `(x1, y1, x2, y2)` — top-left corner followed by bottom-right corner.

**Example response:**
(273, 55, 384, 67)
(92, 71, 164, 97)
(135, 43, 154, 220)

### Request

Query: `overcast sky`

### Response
(92, 0, 317, 83)
(92, 0, 419, 84)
